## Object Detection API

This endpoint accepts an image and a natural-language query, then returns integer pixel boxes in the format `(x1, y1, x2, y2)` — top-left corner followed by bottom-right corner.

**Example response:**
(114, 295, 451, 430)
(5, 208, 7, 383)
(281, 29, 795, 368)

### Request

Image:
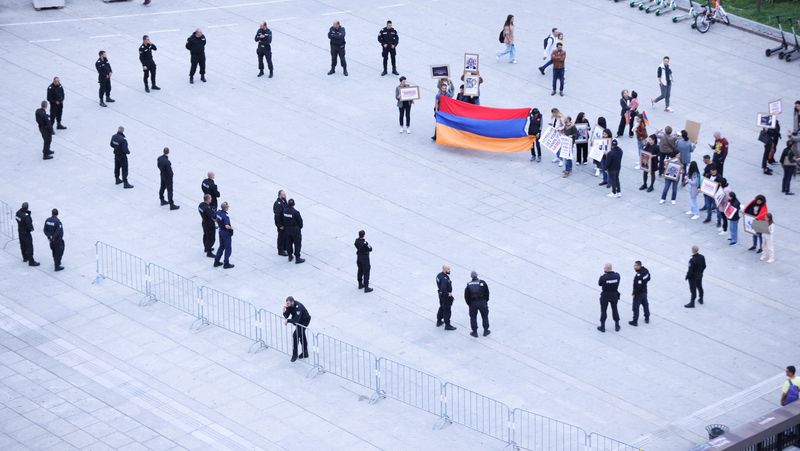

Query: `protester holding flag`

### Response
(433, 96, 533, 152)
(528, 108, 543, 162)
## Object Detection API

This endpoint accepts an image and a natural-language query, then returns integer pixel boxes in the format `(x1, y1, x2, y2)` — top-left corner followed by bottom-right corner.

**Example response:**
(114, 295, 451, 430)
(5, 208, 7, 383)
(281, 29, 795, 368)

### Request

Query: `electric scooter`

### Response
(639, 0, 659, 11)
(766, 16, 788, 57)
(645, 0, 665, 14)
(655, 0, 677, 16)
(781, 18, 800, 62)
(672, 0, 697, 23)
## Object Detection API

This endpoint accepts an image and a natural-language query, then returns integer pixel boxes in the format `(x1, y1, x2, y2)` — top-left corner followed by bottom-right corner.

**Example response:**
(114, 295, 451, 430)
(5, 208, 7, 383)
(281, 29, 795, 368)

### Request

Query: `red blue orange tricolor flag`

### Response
(435, 97, 535, 153)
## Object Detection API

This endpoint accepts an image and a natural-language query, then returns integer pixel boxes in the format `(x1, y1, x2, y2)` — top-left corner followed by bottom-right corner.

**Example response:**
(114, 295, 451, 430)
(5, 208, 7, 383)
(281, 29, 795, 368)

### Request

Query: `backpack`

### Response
(786, 380, 800, 405)
(499, 29, 505, 43)
(543, 36, 551, 49)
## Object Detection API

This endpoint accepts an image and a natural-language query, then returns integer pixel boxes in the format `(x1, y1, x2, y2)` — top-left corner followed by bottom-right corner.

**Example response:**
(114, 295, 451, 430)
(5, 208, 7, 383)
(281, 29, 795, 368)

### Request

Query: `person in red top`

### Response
(709, 131, 729, 177)
(743, 194, 768, 253)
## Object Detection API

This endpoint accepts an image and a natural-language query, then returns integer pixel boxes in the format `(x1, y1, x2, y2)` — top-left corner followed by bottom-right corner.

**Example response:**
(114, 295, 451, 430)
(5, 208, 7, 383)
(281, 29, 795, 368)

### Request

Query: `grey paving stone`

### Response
(61, 428, 97, 448)
(44, 417, 79, 437)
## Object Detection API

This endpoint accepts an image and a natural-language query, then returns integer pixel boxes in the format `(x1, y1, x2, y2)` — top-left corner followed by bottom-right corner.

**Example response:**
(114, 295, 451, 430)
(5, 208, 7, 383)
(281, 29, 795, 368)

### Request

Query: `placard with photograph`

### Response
(753, 219, 771, 234)
(575, 123, 590, 144)
(640, 151, 654, 173)
(714, 187, 726, 207)
(539, 126, 563, 155)
(463, 53, 479, 73)
(700, 177, 719, 197)
(430, 64, 450, 79)
(588, 138, 611, 162)
(589, 125, 605, 146)
(399, 86, 420, 101)
(756, 113, 776, 129)
(463, 74, 480, 96)
(664, 160, 683, 181)
(559, 135, 573, 160)
(742, 214, 756, 235)
(685, 120, 701, 144)
(768, 99, 782, 115)
(724, 204, 737, 220)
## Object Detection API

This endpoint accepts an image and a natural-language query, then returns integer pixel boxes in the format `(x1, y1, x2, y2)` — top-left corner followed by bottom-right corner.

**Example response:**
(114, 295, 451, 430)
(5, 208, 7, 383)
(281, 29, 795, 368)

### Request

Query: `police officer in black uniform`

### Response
(464, 271, 490, 337)
(282, 296, 311, 362)
(436, 265, 456, 330)
(43, 208, 64, 271)
(186, 29, 207, 84)
(255, 22, 273, 78)
(198, 194, 216, 258)
(273, 190, 287, 256)
(139, 35, 161, 92)
(377, 20, 399, 76)
(201, 171, 220, 210)
(157, 147, 179, 210)
(47, 77, 67, 130)
(95, 50, 114, 107)
(354, 230, 373, 293)
(15, 202, 40, 267)
(35, 101, 54, 160)
(597, 263, 621, 332)
(685, 245, 706, 308)
(110, 126, 134, 188)
(327, 21, 347, 76)
(629, 261, 651, 326)
(213, 202, 234, 268)
(282, 199, 305, 264)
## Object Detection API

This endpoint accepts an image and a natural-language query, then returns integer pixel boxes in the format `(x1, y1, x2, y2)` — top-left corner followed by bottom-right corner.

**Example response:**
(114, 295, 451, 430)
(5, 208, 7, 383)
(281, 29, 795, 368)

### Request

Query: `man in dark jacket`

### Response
(157, 147, 179, 210)
(273, 190, 288, 255)
(46, 77, 67, 130)
(110, 126, 133, 188)
(327, 21, 347, 76)
(781, 140, 797, 195)
(201, 172, 220, 210)
(464, 271, 490, 337)
(186, 29, 207, 83)
(198, 194, 216, 257)
(436, 265, 456, 330)
(685, 245, 706, 308)
(213, 202, 234, 268)
(606, 139, 623, 197)
(255, 22, 273, 78)
(378, 20, 399, 76)
(139, 35, 160, 92)
(15, 202, 40, 266)
(528, 108, 542, 162)
(283, 296, 311, 362)
(95, 50, 114, 107)
(282, 199, 305, 264)
(354, 230, 373, 293)
(597, 263, 621, 332)
(629, 261, 650, 326)
(35, 101, 54, 160)
(43, 208, 64, 271)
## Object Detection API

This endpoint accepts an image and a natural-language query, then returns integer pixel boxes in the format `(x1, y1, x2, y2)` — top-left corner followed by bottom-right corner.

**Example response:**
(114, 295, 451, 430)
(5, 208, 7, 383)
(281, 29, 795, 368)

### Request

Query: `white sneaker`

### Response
(406, 127, 411, 134)
(607, 192, 615, 197)
(690, 215, 700, 220)
(496, 54, 500, 62)
(767, 259, 775, 263)
(685, 211, 692, 215)
(659, 199, 665, 204)
(400, 126, 405, 133)
(558, 161, 563, 167)
(718, 229, 726, 235)
(671, 200, 676, 205)
(760, 255, 767, 261)
(615, 192, 622, 198)
(510, 59, 517, 64)
(634, 164, 640, 170)
(594, 168, 600, 177)
(530, 156, 536, 161)
(552, 157, 560, 163)
(665, 107, 674, 113)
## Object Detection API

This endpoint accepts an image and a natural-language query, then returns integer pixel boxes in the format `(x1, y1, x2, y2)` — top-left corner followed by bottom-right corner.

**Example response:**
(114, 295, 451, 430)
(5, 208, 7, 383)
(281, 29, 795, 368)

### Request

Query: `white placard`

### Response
(559, 136, 573, 160)
(539, 126, 562, 155)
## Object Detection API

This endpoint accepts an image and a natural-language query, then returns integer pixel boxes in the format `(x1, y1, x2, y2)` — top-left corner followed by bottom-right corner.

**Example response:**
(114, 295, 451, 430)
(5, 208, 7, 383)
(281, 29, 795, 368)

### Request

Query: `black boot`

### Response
(200, 75, 206, 82)
(123, 181, 134, 189)
(190, 76, 194, 84)
(684, 302, 695, 308)
(258, 70, 264, 77)
(268, 71, 273, 78)
(614, 322, 621, 332)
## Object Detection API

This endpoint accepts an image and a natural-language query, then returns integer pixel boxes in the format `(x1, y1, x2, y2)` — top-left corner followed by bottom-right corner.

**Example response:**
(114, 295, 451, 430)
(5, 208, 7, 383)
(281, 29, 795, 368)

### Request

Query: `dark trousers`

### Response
(202, 224, 215, 253)
(576, 143, 587, 164)
(382, 46, 396, 71)
(642, 169, 656, 188)
(599, 298, 620, 327)
(688, 276, 703, 302)
(98, 79, 111, 101)
(143, 62, 156, 87)
(40, 127, 52, 155)
(330, 45, 346, 69)
(531, 138, 541, 158)
(49, 239, 64, 267)
(292, 323, 309, 358)
(617, 114, 633, 137)
(190, 54, 206, 76)
(632, 293, 649, 323)
(468, 300, 489, 332)
(437, 293, 453, 326)
(285, 228, 301, 257)
(114, 155, 128, 182)
(257, 48, 273, 73)
(49, 103, 63, 126)
(19, 233, 34, 262)
(215, 232, 232, 263)
(276, 226, 286, 253)
(608, 170, 621, 194)
(752, 233, 763, 250)
(159, 176, 173, 204)
(356, 258, 371, 288)
(714, 160, 725, 177)
(398, 104, 411, 127)
(704, 196, 716, 221)
(783, 165, 796, 192)
(552, 68, 565, 92)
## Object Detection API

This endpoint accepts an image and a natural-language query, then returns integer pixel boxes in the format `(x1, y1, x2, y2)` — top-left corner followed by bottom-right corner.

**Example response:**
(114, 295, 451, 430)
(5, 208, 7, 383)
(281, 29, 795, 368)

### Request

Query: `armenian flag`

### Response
(641, 111, 650, 126)
(435, 96, 534, 153)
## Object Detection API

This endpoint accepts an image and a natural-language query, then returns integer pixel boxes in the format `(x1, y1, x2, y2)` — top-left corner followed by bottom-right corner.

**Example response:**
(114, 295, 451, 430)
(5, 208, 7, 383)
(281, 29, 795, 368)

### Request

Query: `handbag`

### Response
(758, 129, 769, 144)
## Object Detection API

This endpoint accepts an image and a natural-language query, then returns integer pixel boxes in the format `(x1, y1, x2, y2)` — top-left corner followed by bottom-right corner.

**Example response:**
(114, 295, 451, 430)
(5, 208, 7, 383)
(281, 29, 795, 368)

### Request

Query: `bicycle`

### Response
(693, 0, 730, 33)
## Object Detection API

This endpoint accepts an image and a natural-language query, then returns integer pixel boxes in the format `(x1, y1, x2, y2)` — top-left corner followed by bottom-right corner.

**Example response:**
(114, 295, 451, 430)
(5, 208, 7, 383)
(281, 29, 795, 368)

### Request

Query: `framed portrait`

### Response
(700, 177, 719, 197)
(559, 135, 573, 160)
(768, 99, 782, 115)
(539, 126, 563, 155)
(588, 138, 610, 162)
(640, 151, 654, 173)
(713, 187, 726, 207)
(463, 52, 479, 73)
(664, 160, 682, 181)
(756, 113, 776, 129)
(430, 64, 450, 79)
(589, 125, 605, 145)
(753, 220, 771, 234)
(724, 204, 737, 219)
(742, 214, 756, 235)
(399, 86, 420, 101)
(575, 123, 590, 144)
(463, 74, 480, 97)
(685, 120, 701, 144)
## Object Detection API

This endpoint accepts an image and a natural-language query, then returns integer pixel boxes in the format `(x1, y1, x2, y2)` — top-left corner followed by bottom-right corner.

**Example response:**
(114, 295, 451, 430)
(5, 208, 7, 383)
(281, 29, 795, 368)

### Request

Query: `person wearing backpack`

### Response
(781, 365, 800, 406)
(538, 28, 559, 75)
(495, 15, 516, 64)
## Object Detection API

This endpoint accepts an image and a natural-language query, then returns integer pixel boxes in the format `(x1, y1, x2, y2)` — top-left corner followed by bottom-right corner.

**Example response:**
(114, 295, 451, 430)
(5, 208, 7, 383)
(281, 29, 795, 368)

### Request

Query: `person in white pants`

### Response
(760, 213, 775, 263)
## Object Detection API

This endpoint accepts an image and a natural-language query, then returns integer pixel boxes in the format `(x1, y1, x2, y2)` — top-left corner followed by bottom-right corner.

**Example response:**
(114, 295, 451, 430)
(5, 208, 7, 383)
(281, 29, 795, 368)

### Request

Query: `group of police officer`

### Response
(15, 203, 64, 271)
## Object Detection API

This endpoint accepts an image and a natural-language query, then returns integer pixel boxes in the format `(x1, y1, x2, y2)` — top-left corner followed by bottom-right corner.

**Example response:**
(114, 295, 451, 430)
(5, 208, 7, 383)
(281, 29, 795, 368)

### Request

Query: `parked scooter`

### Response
(765, 16, 788, 57)
(781, 18, 800, 62)
(672, 0, 697, 23)
(655, 0, 677, 16)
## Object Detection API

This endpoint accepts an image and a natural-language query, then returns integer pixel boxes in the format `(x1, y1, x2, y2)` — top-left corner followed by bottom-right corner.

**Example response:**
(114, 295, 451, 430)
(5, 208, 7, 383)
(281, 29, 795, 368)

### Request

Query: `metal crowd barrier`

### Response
(0, 200, 16, 245)
(93, 241, 642, 451)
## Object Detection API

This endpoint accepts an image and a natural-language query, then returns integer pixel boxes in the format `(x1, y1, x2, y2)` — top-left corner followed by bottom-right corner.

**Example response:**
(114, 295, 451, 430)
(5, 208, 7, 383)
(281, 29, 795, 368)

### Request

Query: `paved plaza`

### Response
(1, 0, 799, 449)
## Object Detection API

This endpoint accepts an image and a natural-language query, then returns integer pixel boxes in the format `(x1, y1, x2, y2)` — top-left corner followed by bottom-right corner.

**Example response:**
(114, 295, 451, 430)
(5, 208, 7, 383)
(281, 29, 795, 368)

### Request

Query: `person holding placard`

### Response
(656, 126, 677, 177)
(561, 116, 577, 177)
(597, 127, 613, 188)
(791, 101, 800, 153)
(726, 192, 740, 245)
(395, 76, 413, 134)
(760, 213, 775, 263)
(575, 113, 590, 165)
(659, 156, 681, 205)
(780, 140, 796, 195)
(760, 120, 780, 174)
(639, 135, 658, 193)
(744, 195, 768, 253)
(702, 164, 719, 224)
(684, 161, 701, 219)
(715, 178, 731, 235)
(549, 108, 565, 166)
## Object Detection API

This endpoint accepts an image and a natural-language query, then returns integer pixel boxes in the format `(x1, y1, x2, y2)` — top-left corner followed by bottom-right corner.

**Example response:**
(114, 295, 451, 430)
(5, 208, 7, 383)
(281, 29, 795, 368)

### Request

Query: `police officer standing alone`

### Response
(202, 172, 220, 210)
(139, 35, 161, 92)
(436, 265, 456, 331)
(47, 77, 67, 130)
(355, 230, 373, 293)
(110, 126, 134, 189)
(378, 20, 399, 76)
(597, 263, 621, 332)
(213, 202, 234, 269)
(198, 194, 216, 257)
(255, 22, 273, 78)
(157, 147, 179, 210)
(95, 50, 114, 107)
(35, 101, 54, 160)
(282, 296, 311, 362)
(327, 21, 347, 76)
(15, 202, 40, 267)
(282, 199, 305, 264)
(464, 271, 490, 337)
(186, 29, 207, 84)
(629, 261, 651, 326)
(273, 190, 287, 256)
(684, 245, 706, 308)
(43, 208, 64, 272)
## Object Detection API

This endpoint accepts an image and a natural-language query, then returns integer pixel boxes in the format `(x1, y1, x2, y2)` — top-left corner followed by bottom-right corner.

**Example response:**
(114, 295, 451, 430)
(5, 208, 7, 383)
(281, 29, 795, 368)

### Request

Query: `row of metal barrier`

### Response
(0, 200, 17, 244)
(94, 241, 642, 451)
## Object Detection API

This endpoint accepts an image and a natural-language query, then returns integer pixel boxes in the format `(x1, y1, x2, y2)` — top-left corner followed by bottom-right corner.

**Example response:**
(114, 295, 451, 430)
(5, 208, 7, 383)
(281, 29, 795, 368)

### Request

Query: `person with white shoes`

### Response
(659, 155, 681, 204)
(760, 213, 775, 263)
(549, 108, 565, 165)
(496, 15, 516, 64)
(651, 56, 673, 113)
(395, 76, 413, 134)
(684, 161, 701, 219)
